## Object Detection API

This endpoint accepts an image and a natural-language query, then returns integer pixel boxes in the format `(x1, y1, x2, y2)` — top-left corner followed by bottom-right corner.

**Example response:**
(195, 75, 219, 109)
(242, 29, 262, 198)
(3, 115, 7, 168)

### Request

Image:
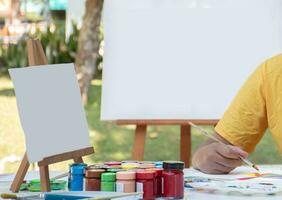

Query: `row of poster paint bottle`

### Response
(68, 161, 184, 199)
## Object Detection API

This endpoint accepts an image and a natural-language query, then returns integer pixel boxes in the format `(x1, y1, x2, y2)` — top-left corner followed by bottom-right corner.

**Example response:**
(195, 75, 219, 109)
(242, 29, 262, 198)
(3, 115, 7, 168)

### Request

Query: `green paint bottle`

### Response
(101, 172, 116, 192)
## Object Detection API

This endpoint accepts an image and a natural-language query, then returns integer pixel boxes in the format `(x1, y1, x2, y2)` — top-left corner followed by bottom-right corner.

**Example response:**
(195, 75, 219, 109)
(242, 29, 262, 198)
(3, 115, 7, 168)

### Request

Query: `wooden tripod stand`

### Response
(117, 119, 218, 167)
(10, 39, 95, 193)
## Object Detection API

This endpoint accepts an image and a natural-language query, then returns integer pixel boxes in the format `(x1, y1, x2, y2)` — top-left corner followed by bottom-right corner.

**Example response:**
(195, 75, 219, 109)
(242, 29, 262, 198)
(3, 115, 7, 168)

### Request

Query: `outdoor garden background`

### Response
(0, 0, 281, 174)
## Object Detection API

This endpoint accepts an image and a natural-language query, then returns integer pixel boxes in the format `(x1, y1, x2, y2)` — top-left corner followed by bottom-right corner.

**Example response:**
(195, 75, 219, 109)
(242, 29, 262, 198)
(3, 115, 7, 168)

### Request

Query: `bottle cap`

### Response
(107, 165, 122, 169)
(87, 164, 108, 169)
(107, 168, 124, 173)
(101, 172, 116, 182)
(70, 163, 87, 175)
(136, 171, 156, 180)
(154, 161, 163, 168)
(163, 161, 184, 170)
(139, 162, 155, 169)
(105, 161, 122, 166)
(116, 171, 136, 180)
(122, 160, 139, 163)
(145, 168, 163, 176)
(121, 162, 140, 170)
(85, 168, 105, 178)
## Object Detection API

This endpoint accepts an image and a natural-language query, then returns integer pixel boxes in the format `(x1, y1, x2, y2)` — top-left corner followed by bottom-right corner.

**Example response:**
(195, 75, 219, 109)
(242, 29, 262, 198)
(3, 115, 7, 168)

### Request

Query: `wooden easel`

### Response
(10, 39, 95, 193)
(117, 119, 218, 167)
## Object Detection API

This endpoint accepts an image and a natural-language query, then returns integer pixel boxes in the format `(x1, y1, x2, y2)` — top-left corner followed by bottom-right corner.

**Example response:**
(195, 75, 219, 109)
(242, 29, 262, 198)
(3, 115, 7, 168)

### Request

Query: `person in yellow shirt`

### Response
(192, 53, 282, 174)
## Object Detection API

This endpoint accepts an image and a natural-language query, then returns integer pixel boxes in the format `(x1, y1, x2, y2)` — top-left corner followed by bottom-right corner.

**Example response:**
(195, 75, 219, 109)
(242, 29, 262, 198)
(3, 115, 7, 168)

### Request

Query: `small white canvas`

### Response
(9, 63, 91, 163)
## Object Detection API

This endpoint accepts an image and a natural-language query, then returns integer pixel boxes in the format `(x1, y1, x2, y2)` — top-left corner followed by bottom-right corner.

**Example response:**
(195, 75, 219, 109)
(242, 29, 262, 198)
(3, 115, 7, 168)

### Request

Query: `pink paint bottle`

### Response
(116, 171, 136, 193)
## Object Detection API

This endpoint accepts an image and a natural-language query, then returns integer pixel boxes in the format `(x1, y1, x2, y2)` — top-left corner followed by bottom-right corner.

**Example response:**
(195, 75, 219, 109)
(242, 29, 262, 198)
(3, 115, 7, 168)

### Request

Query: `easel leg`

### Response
(10, 153, 30, 192)
(132, 124, 147, 160)
(39, 165, 51, 192)
(73, 157, 83, 163)
(180, 125, 191, 167)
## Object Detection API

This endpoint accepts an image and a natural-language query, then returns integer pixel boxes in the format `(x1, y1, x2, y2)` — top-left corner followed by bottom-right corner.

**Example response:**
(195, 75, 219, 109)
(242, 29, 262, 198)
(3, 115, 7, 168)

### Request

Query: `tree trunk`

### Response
(75, 0, 103, 104)
(7, 0, 21, 28)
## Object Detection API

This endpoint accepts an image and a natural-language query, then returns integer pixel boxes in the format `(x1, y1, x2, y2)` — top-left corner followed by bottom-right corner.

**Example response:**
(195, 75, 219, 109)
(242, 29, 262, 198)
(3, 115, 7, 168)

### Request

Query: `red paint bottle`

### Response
(136, 171, 156, 200)
(146, 168, 163, 197)
(163, 161, 184, 199)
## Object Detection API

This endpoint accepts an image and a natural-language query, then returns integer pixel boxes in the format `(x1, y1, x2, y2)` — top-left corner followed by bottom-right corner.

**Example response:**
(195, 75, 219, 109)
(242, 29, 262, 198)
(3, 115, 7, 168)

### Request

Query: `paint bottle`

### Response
(163, 161, 184, 199)
(107, 168, 124, 173)
(28, 179, 67, 192)
(68, 163, 87, 191)
(84, 168, 105, 191)
(87, 163, 108, 169)
(116, 171, 136, 193)
(105, 161, 122, 167)
(154, 161, 163, 169)
(139, 162, 155, 169)
(122, 160, 139, 163)
(101, 172, 116, 192)
(121, 162, 140, 170)
(146, 168, 163, 197)
(136, 171, 156, 200)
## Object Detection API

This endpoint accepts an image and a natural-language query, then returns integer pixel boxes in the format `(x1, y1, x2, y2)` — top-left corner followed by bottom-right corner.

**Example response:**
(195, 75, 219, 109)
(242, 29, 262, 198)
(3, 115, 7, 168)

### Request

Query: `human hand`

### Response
(192, 142, 248, 174)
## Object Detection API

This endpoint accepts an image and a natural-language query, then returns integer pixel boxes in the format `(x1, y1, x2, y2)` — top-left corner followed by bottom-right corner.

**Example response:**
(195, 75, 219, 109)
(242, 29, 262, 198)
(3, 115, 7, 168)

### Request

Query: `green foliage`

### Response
(0, 40, 28, 73)
(25, 12, 45, 22)
(0, 22, 79, 74)
(0, 21, 104, 78)
(37, 21, 79, 64)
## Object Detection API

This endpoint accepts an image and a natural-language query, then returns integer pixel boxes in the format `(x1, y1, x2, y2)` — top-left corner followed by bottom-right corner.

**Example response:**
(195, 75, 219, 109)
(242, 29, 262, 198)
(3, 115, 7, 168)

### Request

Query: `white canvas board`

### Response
(9, 63, 91, 163)
(101, 0, 282, 120)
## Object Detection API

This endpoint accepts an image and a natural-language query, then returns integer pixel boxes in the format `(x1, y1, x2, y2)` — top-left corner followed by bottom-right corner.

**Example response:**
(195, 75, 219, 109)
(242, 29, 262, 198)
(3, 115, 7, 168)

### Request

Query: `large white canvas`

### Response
(9, 63, 91, 163)
(101, 0, 282, 120)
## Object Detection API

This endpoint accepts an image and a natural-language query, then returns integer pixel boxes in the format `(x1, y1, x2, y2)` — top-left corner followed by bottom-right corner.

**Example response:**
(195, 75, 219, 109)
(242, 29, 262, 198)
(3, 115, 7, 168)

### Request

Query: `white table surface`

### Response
(1, 165, 282, 200)
(185, 165, 282, 200)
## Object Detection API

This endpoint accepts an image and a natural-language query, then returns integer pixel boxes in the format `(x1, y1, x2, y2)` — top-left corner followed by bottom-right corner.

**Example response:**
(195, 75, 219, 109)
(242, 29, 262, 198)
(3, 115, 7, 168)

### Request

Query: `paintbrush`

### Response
(189, 122, 259, 171)
(85, 192, 143, 200)
(0, 193, 42, 199)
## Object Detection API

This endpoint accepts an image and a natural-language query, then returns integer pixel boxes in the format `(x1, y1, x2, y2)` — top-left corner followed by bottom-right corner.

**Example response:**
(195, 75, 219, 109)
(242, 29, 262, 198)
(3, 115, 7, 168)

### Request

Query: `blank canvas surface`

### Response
(101, 0, 282, 120)
(9, 63, 91, 163)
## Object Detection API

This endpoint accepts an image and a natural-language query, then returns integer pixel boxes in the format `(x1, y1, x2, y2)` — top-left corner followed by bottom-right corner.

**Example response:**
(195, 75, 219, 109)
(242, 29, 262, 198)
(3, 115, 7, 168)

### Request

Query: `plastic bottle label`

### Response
(116, 182, 124, 192)
(83, 178, 86, 191)
(136, 182, 143, 192)
(162, 177, 164, 194)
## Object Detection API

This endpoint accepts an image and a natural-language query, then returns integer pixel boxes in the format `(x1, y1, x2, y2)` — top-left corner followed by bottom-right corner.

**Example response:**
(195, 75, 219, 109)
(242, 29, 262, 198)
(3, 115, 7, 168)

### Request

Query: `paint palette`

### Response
(225, 181, 281, 195)
(185, 176, 282, 196)
(238, 173, 282, 180)
(184, 166, 282, 196)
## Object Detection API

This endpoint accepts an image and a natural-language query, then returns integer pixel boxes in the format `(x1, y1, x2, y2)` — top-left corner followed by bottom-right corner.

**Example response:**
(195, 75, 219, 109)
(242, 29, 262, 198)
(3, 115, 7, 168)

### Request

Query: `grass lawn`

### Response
(0, 76, 281, 173)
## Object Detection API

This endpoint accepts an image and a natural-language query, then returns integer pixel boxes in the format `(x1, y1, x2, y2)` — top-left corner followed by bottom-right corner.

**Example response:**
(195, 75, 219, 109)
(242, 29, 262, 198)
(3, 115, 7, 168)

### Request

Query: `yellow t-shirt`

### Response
(215, 54, 282, 153)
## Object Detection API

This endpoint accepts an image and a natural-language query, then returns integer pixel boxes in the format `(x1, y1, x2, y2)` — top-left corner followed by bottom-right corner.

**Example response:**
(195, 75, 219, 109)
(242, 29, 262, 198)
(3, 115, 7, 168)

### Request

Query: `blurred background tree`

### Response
(75, 0, 104, 104)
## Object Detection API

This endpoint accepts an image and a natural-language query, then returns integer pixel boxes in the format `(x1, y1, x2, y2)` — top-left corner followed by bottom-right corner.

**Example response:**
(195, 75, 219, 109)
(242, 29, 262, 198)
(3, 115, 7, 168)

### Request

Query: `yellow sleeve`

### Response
(215, 62, 268, 153)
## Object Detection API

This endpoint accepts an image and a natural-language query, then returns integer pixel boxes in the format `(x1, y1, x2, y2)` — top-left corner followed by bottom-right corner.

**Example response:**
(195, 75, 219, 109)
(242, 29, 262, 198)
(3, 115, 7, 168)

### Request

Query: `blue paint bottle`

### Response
(68, 163, 87, 191)
(154, 161, 163, 168)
